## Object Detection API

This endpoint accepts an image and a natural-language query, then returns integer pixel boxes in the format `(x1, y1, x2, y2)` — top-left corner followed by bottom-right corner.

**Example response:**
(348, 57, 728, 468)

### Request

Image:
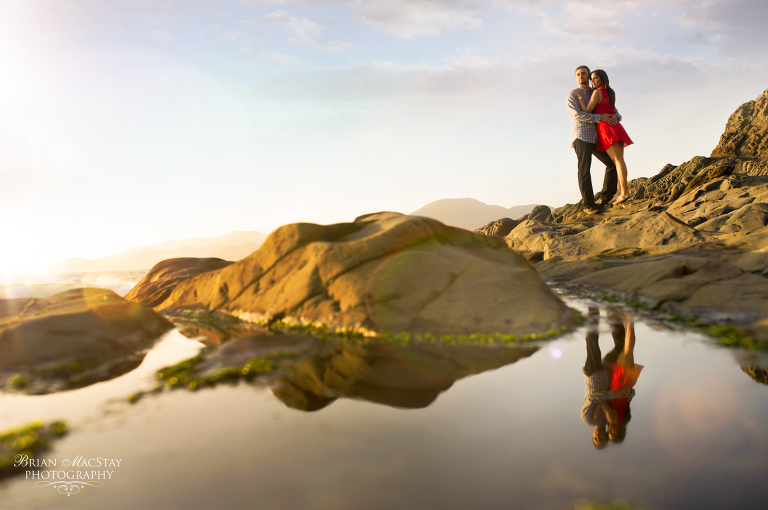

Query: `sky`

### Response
(1, 0, 767, 272)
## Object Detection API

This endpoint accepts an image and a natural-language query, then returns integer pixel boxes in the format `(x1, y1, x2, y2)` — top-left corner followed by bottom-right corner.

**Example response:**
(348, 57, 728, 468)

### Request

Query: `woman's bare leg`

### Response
(617, 319, 635, 368)
(606, 143, 628, 199)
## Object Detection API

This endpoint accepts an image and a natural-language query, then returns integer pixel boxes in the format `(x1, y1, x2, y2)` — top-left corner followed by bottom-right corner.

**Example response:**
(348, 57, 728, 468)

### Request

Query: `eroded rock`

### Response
(711, 88, 768, 161)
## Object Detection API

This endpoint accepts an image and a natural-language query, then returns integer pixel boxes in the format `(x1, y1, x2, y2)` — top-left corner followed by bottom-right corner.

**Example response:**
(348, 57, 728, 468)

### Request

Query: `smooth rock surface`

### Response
(148, 212, 573, 335)
(545, 211, 706, 260)
(125, 257, 234, 308)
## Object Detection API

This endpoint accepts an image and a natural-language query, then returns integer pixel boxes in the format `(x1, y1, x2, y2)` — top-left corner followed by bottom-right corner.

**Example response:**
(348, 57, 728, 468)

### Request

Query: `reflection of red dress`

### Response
(594, 86, 633, 152)
(608, 363, 644, 425)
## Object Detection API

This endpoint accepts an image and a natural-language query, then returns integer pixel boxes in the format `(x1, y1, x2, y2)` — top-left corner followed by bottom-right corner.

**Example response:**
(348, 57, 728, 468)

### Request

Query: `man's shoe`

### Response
(583, 206, 601, 215)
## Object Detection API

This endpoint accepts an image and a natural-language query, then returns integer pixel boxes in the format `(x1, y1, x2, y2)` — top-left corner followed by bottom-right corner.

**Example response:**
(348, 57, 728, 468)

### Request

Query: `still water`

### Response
(1, 272, 767, 509)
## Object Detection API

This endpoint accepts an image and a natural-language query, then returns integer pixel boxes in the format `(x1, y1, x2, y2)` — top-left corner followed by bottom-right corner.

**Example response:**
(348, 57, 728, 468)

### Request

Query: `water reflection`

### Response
(174, 325, 540, 412)
(582, 307, 643, 449)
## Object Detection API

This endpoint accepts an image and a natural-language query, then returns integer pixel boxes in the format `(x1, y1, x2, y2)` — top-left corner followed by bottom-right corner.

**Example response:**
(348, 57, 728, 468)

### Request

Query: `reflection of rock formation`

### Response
(177, 328, 538, 412)
(741, 366, 768, 385)
(130, 212, 572, 336)
(174, 319, 268, 346)
(272, 341, 538, 411)
(0, 288, 172, 394)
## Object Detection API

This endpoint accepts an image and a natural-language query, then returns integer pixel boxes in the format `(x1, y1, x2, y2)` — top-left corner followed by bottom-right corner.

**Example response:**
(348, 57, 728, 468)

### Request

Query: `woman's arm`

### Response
(572, 89, 601, 112)
(583, 89, 602, 113)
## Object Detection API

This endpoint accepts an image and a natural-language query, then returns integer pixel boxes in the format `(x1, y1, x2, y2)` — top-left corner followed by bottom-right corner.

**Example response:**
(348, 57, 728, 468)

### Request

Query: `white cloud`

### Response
(445, 48, 497, 68)
(349, 0, 485, 38)
(676, 0, 768, 58)
(539, 3, 628, 42)
(252, 44, 764, 105)
(238, 0, 487, 38)
(222, 31, 302, 63)
(263, 9, 354, 52)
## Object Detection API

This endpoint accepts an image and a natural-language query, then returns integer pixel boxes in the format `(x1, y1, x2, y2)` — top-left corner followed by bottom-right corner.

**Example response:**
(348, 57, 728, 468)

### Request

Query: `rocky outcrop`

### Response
(474, 218, 519, 237)
(0, 289, 172, 393)
(471, 88, 768, 340)
(135, 212, 573, 336)
(545, 210, 707, 259)
(711, 88, 768, 161)
(125, 257, 233, 308)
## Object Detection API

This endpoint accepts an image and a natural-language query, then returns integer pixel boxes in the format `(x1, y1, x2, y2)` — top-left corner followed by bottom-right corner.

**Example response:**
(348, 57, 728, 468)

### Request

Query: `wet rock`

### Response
(711, 87, 768, 160)
(125, 257, 234, 308)
(155, 212, 573, 336)
(541, 254, 768, 340)
(474, 217, 519, 237)
(0, 289, 172, 371)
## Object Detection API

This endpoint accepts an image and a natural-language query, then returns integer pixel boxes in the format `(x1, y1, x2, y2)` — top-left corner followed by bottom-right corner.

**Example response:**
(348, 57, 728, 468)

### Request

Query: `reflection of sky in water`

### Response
(2, 299, 768, 509)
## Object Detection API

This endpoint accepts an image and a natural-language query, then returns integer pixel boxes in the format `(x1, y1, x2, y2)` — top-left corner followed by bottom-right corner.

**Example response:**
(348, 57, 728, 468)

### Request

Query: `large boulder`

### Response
(0, 288, 172, 371)
(125, 257, 234, 308)
(711, 88, 768, 161)
(148, 212, 573, 335)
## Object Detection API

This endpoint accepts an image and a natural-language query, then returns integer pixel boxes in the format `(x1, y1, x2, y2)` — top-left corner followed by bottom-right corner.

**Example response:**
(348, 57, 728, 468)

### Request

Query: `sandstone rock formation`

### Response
(125, 257, 233, 308)
(133, 212, 573, 336)
(474, 217, 519, 237)
(0, 289, 172, 392)
(711, 88, 768, 161)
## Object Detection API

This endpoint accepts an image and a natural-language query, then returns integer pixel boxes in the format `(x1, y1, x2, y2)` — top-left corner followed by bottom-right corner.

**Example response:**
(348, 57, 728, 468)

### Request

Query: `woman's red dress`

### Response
(594, 86, 633, 152)
(608, 362, 643, 425)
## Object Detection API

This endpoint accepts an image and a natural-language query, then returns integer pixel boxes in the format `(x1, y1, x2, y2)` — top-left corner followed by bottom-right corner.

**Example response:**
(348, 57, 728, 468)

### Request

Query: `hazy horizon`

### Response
(2, 0, 767, 273)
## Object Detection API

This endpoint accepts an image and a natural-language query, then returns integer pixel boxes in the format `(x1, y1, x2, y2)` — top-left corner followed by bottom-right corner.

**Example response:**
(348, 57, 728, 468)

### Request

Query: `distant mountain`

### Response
(410, 198, 540, 231)
(45, 231, 269, 274)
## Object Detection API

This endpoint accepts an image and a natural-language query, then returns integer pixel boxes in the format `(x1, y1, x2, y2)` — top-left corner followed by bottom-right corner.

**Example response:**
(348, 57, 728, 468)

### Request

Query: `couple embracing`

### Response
(568, 65, 634, 215)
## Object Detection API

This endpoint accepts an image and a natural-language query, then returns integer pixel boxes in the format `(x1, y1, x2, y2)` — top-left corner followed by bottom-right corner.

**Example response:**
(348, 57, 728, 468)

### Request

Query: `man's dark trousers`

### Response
(573, 138, 618, 208)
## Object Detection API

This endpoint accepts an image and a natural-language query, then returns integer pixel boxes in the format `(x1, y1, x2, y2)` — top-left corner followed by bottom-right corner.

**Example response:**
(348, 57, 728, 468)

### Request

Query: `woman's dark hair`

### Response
(592, 69, 615, 107)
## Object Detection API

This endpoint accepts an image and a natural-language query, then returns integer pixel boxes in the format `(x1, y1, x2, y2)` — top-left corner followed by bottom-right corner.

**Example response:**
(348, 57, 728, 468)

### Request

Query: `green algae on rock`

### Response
(0, 289, 173, 394)
(0, 421, 68, 479)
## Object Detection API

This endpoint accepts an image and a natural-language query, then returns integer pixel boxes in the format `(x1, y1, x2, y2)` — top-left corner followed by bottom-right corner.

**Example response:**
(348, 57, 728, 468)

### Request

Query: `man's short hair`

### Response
(575, 65, 591, 74)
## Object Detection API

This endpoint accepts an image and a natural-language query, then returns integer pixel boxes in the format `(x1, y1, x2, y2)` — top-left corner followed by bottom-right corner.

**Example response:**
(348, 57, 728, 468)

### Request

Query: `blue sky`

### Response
(1, 0, 767, 271)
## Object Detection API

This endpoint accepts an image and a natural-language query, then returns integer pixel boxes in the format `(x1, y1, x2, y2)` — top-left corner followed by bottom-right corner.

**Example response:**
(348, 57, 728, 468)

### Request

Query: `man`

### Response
(568, 65, 622, 215)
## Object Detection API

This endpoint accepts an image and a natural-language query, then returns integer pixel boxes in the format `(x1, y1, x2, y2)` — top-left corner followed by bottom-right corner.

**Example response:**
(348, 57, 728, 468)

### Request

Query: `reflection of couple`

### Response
(581, 308, 643, 449)
(568, 66, 634, 215)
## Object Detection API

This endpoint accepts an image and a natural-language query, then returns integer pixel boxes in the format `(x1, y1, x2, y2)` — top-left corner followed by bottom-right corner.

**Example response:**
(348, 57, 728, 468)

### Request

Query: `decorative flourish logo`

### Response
(14, 454, 122, 496)
(34, 481, 104, 496)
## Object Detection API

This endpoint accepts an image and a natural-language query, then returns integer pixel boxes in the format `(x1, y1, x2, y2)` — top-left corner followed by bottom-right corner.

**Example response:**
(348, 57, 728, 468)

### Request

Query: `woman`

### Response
(573, 69, 633, 204)
(606, 314, 643, 443)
